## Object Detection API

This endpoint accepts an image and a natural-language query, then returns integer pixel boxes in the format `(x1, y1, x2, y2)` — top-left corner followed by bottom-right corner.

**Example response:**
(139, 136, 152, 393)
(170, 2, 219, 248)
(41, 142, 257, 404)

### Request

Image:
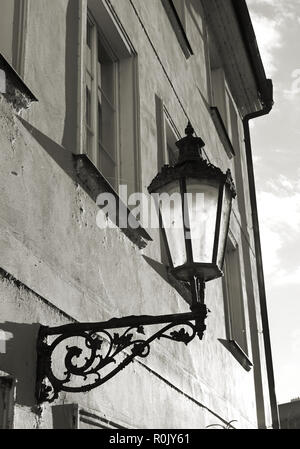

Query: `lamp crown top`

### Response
(185, 121, 194, 137)
(176, 121, 205, 164)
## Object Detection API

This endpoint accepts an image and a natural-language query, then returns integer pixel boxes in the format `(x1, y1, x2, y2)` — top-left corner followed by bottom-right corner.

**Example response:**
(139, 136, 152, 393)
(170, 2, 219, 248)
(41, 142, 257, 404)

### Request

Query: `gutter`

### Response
(243, 93, 280, 430)
(231, 0, 280, 429)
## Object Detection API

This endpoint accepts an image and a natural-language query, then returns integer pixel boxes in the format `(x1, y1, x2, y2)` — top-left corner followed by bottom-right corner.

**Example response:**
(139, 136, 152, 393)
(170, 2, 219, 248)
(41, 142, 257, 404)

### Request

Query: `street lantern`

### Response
(35, 122, 236, 404)
(148, 122, 236, 302)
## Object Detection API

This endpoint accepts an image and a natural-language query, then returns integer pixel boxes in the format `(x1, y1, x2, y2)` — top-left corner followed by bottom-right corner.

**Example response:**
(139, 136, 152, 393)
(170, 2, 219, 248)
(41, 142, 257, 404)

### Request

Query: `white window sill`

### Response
(0, 53, 37, 111)
(74, 154, 152, 250)
(219, 338, 253, 371)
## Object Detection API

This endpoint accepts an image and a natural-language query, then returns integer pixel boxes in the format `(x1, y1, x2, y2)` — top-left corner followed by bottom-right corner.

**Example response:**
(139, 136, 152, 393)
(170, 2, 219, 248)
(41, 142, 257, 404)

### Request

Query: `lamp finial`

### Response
(185, 121, 194, 137)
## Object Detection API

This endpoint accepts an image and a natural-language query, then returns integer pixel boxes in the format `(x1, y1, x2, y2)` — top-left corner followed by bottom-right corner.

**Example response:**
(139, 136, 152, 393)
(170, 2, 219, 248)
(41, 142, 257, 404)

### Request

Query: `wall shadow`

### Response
(0, 322, 40, 407)
(18, 115, 75, 178)
(143, 256, 192, 306)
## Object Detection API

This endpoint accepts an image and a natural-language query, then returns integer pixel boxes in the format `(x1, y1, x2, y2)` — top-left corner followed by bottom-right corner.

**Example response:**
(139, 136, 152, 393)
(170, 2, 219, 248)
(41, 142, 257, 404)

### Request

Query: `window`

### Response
(165, 118, 179, 166)
(227, 89, 239, 151)
(52, 404, 127, 429)
(211, 68, 227, 127)
(207, 32, 239, 158)
(209, 67, 237, 158)
(211, 68, 239, 142)
(222, 238, 248, 355)
(85, 13, 118, 188)
(0, 0, 28, 74)
(78, 1, 140, 196)
(155, 96, 180, 169)
(0, 375, 15, 429)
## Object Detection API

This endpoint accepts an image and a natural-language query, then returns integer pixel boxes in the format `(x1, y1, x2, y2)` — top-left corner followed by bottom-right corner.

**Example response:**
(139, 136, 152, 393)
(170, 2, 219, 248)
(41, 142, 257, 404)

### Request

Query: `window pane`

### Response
(0, 0, 15, 64)
(86, 129, 93, 158)
(85, 70, 92, 91)
(85, 16, 94, 158)
(96, 34, 116, 184)
(0, 377, 15, 429)
(158, 181, 186, 268)
(86, 19, 93, 71)
(100, 147, 116, 188)
(97, 101, 102, 142)
(86, 87, 91, 126)
(98, 99, 115, 162)
(165, 119, 179, 165)
(186, 179, 219, 263)
(98, 38, 115, 105)
(86, 87, 93, 157)
(85, 11, 119, 188)
(223, 244, 248, 354)
(211, 68, 227, 128)
(87, 17, 92, 49)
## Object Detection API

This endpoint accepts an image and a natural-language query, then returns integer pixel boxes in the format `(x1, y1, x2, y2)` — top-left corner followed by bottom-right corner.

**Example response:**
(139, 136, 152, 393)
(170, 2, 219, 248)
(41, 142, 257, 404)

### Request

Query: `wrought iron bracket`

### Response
(35, 303, 208, 403)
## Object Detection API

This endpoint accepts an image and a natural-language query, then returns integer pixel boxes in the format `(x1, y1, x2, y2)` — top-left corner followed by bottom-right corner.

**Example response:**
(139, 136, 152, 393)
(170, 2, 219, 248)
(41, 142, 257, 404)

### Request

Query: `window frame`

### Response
(155, 95, 181, 168)
(77, 0, 140, 195)
(52, 403, 130, 429)
(207, 32, 240, 159)
(209, 67, 236, 158)
(0, 375, 16, 429)
(85, 10, 120, 188)
(222, 236, 249, 356)
(165, 114, 180, 166)
(0, 0, 28, 76)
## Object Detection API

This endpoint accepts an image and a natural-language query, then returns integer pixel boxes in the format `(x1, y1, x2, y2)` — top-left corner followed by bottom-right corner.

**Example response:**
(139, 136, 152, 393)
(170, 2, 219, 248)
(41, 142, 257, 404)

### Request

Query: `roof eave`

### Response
(231, 0, 274, 111)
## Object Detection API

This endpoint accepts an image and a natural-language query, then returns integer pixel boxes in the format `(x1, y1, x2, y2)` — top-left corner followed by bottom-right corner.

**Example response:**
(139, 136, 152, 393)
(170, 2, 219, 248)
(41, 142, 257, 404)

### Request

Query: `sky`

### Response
(246, 0, 300, 404)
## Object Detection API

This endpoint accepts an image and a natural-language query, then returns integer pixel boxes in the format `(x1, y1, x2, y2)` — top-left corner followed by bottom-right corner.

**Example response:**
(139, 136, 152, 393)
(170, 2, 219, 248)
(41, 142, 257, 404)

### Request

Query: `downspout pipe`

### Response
(243, 79, 280, 429)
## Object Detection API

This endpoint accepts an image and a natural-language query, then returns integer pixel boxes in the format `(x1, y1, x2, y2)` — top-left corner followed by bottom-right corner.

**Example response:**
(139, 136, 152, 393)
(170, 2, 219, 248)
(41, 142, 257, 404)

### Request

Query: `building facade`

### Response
(0, 0, 278, 429)
(279, 399, 300, 429)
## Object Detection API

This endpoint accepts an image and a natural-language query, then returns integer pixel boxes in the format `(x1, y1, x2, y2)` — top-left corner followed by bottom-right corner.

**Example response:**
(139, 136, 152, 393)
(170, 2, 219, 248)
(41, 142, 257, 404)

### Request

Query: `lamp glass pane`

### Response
(217, 185, 232, 267)
(158, 181, 186, 268)
(186, 178, 219, 263)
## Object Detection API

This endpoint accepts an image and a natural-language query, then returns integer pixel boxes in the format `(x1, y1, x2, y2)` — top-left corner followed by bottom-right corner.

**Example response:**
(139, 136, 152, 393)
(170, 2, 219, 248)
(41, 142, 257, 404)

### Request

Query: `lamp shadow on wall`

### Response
(142, 255, 192, 307)
(0, 322, 40, 407)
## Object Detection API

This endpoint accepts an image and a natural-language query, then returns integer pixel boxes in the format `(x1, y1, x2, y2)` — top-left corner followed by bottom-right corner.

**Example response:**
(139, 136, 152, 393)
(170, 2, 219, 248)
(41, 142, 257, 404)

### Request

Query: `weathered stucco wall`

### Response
(0, 0, 271, 429)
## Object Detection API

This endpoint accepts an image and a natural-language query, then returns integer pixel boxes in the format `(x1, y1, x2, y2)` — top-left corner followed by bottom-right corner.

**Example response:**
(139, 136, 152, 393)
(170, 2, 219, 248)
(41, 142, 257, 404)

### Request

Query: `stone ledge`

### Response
(219, 338, 253, 371)
(74, 154, 152, 249)
(0, 53, 37, 112)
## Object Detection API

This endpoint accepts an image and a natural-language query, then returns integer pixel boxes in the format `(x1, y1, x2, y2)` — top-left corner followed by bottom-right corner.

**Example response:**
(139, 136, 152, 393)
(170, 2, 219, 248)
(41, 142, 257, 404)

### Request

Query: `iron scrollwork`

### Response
(36, 304, 207, 403)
